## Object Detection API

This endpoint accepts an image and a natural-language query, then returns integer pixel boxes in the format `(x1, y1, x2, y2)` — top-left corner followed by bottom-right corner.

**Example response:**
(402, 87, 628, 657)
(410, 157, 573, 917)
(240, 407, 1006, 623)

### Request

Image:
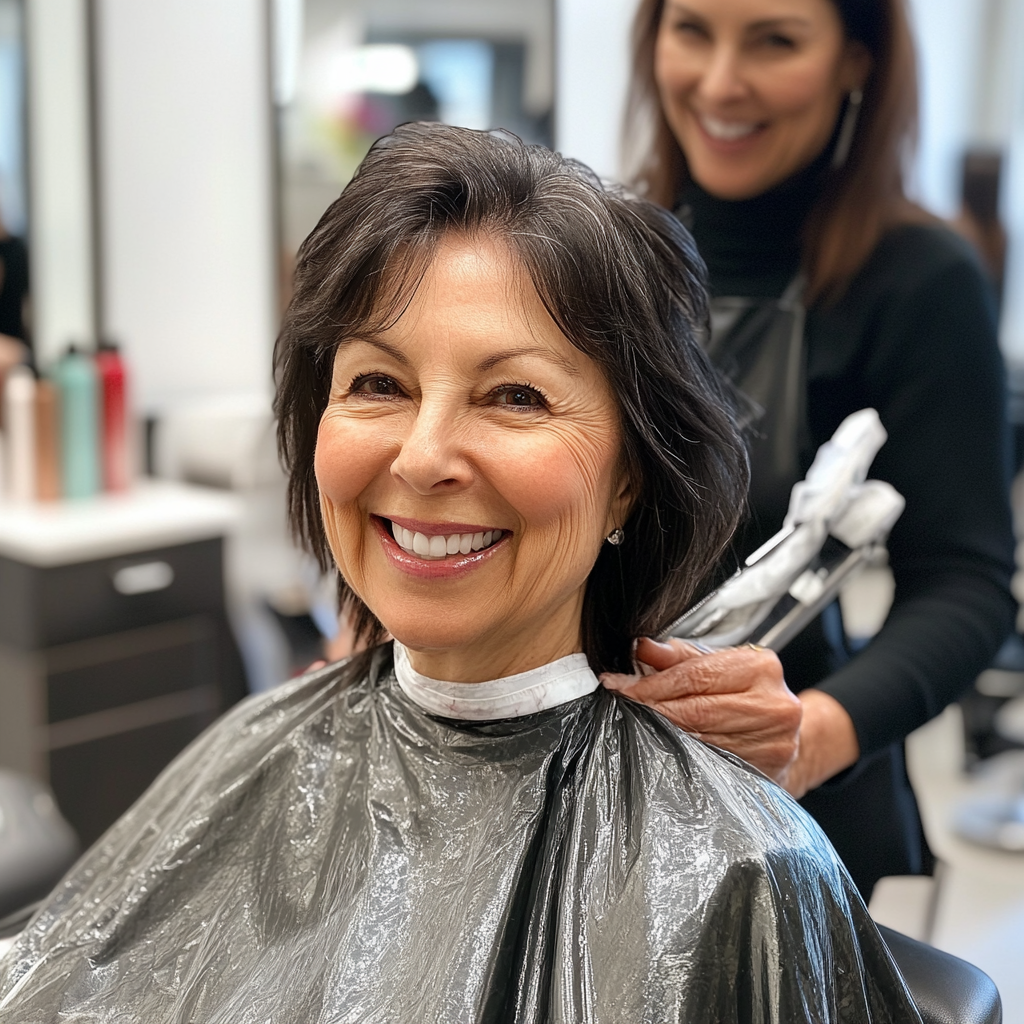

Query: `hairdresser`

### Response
(606, 0, 1016, 897)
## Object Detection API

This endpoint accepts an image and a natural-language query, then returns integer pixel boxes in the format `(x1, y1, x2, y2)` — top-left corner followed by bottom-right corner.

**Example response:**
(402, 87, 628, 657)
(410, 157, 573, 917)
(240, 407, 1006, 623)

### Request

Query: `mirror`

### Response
(273, 0, 555, 273)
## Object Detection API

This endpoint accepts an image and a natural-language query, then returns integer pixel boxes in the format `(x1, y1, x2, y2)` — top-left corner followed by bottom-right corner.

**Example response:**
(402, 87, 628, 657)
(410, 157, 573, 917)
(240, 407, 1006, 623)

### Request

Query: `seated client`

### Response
(0, 124, 919, 1022)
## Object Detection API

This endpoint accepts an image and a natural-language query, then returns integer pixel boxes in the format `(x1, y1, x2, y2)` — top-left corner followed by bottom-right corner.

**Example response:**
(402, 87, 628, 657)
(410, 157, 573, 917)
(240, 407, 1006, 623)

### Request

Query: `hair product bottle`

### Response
(5, 364, 37, 502)
(96, 342, 129, 492)
(55, 346, 100, 499)
(35, 378, 62, 501)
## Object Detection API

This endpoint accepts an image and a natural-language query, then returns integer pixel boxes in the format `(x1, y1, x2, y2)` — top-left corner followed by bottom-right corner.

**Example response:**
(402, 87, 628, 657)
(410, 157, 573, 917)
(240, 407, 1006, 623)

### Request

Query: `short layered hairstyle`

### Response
(274, 122, 748, 673)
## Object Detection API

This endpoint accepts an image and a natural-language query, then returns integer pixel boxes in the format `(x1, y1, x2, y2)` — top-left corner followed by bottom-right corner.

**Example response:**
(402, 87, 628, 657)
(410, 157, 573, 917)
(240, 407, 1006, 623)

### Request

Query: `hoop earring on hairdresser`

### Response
(606, 527, 625, 546)
(831, 88, 863, 169)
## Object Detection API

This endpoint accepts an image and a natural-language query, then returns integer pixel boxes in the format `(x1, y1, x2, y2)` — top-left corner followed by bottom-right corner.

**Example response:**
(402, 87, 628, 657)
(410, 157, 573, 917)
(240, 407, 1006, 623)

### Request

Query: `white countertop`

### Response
(0, 480, 242, 567)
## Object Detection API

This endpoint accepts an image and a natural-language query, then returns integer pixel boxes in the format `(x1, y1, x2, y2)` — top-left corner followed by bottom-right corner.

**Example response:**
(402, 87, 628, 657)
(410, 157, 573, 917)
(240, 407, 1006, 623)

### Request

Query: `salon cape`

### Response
(0, 644, 920, 1023)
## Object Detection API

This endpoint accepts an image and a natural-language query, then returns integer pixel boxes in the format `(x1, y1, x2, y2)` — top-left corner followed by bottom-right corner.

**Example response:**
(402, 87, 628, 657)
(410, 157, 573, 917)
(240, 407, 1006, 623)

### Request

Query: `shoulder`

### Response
(842, 221, 995, 318)
(602, 695, 842, 875)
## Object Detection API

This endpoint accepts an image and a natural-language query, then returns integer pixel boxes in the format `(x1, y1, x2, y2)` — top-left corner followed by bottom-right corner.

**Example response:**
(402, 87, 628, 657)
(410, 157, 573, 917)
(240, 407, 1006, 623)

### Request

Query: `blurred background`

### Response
(1, 0, 1024, 1013)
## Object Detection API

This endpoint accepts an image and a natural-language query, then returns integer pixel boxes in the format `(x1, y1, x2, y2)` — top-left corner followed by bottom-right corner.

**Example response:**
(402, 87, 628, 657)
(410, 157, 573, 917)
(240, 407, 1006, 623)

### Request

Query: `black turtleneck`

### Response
(678, 153, 825, 299)
(677, 167, 1015, 881)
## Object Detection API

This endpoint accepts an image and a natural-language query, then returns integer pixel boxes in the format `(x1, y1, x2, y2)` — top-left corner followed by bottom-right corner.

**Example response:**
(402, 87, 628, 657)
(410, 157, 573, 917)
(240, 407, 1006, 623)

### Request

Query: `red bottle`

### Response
(96, 342, 129, 492)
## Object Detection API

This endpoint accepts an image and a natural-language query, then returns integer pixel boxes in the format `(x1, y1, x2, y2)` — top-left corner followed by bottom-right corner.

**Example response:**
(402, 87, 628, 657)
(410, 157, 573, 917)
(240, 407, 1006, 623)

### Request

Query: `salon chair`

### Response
(0, 909, 1001, 1021)
(877, 926, 1001, 1024)
(0, 771, 78, 920)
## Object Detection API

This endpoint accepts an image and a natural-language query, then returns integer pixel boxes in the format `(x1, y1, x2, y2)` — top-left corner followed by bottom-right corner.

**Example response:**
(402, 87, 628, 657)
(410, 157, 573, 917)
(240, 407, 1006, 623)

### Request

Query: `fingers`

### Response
(600, 671, 639, 693)
(651, 689, 801, 737)
(623, 646, 784, 704)
(634, 637, 707, 672)
(700, 731, 800, 781)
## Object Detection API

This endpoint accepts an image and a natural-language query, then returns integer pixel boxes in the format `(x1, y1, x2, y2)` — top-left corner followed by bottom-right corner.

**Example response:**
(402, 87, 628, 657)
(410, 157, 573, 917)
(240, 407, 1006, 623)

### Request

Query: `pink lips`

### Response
(372, 516, 509, 580)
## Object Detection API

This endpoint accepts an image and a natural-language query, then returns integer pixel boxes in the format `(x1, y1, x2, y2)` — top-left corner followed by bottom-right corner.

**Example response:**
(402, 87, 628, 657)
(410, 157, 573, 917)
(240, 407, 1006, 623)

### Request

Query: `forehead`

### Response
(371, 236, 585, 367)
(663, 0, 841, 25)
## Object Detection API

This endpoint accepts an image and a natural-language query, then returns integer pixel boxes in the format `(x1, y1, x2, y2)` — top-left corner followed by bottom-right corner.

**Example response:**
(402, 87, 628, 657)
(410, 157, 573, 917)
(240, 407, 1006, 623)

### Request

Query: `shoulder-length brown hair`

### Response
(625, 0, 925, 301)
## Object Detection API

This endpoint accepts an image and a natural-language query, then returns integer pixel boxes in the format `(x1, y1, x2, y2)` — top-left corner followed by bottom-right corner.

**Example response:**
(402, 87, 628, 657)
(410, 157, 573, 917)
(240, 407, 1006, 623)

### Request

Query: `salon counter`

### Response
(0, 481, 247, 846)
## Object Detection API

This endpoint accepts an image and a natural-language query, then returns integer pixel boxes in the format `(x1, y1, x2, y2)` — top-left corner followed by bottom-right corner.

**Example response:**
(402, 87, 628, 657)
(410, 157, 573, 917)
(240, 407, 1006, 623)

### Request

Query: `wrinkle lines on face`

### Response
(314, 235, 632, 680)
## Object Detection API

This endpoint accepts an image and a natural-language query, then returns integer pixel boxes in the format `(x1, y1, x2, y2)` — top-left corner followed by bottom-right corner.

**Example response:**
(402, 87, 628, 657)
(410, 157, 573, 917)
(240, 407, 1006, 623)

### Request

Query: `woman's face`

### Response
(654, 0, 870, 200)
(316, 236, 632, 682)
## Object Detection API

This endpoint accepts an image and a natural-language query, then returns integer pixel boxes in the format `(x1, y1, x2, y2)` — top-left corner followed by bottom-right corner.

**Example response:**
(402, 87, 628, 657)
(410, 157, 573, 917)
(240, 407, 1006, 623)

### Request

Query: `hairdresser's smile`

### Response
(314, 235, 632, 681)
(693, 111, 769, 152)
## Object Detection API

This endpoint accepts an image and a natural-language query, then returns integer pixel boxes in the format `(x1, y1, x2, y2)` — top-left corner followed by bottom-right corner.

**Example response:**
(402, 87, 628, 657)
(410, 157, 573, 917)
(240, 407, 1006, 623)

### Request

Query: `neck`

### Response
(400, 598, 585, 683)
(678, 149, 832, 297)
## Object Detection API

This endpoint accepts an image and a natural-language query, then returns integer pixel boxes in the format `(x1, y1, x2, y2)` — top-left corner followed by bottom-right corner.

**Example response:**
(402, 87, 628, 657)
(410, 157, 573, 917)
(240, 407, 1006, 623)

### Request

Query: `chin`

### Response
(688, 160, 773, 201)
(374, 606, 494, 657)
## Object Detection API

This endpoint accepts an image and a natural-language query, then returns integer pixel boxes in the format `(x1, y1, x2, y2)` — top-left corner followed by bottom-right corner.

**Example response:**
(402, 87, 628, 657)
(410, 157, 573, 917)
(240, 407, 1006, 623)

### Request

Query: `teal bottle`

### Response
(55, 345, 100, 499)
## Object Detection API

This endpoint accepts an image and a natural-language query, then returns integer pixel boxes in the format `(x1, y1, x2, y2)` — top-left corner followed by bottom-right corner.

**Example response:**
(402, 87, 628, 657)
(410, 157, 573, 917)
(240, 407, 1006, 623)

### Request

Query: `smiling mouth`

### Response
(382, 518, 505, 561)
(696, 113, 766, 142)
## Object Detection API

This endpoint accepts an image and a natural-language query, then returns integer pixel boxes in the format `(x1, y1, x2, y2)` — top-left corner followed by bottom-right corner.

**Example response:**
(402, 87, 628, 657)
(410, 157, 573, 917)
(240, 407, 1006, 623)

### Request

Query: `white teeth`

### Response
(699, 114, 759, 141)
(390, 522, 503, 560)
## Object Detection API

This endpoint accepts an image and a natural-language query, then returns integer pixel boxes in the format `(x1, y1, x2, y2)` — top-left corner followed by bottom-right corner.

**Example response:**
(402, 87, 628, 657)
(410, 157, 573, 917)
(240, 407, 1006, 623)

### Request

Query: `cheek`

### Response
(487, 428, 619, 537)
(654, 33, 696, 97)
(755, 59, 843, 119)
(314, 411, 395, 508)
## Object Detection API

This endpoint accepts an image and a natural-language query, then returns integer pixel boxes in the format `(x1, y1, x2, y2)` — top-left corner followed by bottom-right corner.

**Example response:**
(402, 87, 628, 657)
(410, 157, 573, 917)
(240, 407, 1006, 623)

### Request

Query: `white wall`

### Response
(25, 0, 96, 364)
(94, 0, 277, 414)
(555, 0, 634, 179)
(987, 0, 1024, 361)
(904, 0, 985, 217)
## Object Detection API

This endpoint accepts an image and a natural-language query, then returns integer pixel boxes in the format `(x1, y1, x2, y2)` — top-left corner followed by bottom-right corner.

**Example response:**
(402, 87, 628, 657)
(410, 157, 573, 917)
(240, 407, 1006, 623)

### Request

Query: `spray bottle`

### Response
(54, 345, 100, 499)
(4, 364, 36, 501)
(96, 341, 129, 492)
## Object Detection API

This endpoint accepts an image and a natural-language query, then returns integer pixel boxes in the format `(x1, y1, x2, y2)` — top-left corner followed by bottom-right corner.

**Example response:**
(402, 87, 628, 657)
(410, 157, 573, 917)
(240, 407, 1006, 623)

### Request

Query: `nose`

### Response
(696, 43, 748, 107)
(390, 399, 473, 494)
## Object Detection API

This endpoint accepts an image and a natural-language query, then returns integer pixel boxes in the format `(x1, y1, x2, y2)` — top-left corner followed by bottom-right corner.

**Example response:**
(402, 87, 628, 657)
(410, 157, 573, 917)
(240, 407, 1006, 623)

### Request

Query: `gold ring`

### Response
(743, 642, 765, 652)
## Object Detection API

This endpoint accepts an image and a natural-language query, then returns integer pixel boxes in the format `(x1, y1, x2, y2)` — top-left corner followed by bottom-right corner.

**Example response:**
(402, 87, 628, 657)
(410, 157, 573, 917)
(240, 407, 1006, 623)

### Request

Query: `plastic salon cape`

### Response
(0, 644, 920, 1023)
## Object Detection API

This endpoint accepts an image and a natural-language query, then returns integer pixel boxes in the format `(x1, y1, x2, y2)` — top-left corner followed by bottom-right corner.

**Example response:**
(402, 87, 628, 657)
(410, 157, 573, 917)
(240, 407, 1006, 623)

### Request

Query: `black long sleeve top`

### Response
(680, 170, 1017, 760)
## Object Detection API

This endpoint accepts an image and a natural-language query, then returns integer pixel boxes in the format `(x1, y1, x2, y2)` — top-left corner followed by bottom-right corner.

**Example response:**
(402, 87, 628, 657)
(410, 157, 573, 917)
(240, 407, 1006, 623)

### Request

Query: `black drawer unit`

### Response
(0, 535, 246, 848)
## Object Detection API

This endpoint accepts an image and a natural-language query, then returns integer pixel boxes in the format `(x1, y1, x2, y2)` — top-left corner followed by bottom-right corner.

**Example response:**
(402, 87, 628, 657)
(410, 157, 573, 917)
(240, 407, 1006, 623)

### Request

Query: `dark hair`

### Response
(625, 0, 927, 301)
(274, 122, 748, 673)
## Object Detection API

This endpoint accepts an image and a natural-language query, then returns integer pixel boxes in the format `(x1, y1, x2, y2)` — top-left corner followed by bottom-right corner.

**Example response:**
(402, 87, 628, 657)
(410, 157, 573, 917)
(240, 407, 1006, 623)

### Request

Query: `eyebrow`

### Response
(476, 346, 582, 376)
(353, 336, 411, 365)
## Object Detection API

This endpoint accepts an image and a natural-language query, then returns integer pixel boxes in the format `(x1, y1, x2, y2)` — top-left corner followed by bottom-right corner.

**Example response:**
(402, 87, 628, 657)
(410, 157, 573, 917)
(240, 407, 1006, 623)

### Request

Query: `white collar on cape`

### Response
(393, 641, 600, 721)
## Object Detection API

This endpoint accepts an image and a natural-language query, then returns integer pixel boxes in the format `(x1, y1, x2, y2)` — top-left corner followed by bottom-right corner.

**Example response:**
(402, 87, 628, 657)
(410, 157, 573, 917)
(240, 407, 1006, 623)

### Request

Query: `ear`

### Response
(841, 40, 873, 92)
(606, 460, 638, 536)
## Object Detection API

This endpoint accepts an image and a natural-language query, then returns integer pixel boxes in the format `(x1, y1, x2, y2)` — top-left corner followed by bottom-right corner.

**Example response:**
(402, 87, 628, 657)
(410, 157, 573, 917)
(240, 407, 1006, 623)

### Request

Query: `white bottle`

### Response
(5, 364, 37, 502)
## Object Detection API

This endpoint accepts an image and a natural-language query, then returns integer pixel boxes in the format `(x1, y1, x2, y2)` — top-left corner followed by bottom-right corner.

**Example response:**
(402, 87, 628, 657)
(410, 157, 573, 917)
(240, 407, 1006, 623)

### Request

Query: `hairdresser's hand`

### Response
(602, 639, 861, 798)
(601, 638, 803, 785)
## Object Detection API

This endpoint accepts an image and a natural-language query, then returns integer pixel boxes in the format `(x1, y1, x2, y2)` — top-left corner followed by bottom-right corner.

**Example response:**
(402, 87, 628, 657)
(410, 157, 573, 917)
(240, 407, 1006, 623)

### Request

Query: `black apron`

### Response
(705, 281, 933, 899)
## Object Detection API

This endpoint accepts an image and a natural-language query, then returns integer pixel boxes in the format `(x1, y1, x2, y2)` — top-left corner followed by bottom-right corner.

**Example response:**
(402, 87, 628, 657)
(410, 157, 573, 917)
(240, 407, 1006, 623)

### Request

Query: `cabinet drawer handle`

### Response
(112, 561, 175, 595)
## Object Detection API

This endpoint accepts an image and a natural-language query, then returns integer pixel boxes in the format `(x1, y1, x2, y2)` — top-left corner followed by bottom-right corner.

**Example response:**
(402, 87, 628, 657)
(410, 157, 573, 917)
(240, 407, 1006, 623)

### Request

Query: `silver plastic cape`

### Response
(0, 646, 920, 1023)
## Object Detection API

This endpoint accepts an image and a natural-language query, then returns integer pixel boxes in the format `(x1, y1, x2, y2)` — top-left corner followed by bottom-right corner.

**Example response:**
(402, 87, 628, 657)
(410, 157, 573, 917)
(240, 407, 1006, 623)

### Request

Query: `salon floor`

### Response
(846, 568, 1024, 1023)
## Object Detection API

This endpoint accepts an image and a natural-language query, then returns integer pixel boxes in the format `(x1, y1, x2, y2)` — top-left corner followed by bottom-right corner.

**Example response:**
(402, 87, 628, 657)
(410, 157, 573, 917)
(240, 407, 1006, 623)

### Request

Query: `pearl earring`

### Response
(606, 527, 625, 546)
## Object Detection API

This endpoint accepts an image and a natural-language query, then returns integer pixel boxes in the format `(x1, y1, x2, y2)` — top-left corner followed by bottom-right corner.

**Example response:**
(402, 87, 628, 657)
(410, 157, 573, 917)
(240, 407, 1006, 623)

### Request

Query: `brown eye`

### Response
(352, 374, 402, 397)
(493, 385, 545, 409)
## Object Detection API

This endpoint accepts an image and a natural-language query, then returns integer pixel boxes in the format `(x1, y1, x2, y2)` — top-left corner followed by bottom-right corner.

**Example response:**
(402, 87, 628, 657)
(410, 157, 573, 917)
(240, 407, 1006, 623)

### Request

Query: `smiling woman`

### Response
(315, 236, 632, 681)
(276, 121, 749, 678)
(0, 124, 921, 1022)
(622, 0, 1015, 902)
